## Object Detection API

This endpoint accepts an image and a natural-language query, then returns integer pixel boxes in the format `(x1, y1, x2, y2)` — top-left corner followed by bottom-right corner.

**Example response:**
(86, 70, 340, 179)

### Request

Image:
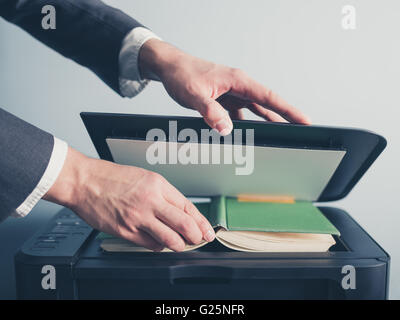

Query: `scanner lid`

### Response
(81, 112, 386, 202)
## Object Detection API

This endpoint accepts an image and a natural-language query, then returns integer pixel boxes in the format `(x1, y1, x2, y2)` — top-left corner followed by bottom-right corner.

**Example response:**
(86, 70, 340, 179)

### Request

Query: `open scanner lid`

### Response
(81, 112, 386, 202)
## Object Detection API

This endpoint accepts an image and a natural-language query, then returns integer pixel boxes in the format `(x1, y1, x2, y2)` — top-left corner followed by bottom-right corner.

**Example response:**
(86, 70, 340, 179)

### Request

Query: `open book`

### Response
(99, 197, 340, 253)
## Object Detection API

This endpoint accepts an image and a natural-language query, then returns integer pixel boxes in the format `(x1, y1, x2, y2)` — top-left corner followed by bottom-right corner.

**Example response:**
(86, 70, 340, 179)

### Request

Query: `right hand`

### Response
(139, 39, 311, 136)
(43, 147, 215, 252)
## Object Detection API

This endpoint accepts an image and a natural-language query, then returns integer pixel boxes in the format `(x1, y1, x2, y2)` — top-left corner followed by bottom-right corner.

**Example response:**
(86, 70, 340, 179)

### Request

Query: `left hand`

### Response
(139, 39, 311, 135)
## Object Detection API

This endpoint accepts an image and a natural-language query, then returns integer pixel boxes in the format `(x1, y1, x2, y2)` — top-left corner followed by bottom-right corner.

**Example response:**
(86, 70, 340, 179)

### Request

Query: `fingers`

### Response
(229, 69, 311, 124)
(216, 93, 245, 120)
(121, 229, 165, 252)
(218, 93, 279, 121)
(196, 97, 233, 136)
(160, 180, 215, 242)
(247, 102, 287, 122)
(141, 218, 186, 252)
(156, 202, 203, 245)
(183, 200, 215, 242)
(228, 108, 245, 120)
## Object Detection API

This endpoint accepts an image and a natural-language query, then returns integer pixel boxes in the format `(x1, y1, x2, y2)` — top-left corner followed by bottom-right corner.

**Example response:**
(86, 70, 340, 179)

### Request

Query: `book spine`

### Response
(209, 196, 227, 229)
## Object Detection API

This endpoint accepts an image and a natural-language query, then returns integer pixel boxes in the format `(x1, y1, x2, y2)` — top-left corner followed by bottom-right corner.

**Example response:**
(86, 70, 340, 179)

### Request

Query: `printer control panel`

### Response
(20, 209, 93, 258)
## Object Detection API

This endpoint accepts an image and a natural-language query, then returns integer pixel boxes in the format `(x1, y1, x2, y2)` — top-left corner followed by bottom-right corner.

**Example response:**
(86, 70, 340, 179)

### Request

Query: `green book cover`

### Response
(222, 197, 339, 235)
(198, 196, 339, 235)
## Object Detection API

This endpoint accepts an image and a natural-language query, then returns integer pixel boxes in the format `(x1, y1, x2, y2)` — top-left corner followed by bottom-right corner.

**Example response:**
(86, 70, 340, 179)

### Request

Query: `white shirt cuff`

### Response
(119, 27, 161, 98)
(12, 137, 68, 218)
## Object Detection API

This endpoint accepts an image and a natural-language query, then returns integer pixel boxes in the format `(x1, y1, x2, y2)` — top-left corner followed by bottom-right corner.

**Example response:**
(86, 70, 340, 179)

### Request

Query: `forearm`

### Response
(138, 39, 185, 81)
(42, 146, 89, 209)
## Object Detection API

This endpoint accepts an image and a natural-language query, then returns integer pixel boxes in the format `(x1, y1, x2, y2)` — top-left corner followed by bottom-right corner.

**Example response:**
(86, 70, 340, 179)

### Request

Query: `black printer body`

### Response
(14, 114, 389, 299)
(15, 206, 389, 299)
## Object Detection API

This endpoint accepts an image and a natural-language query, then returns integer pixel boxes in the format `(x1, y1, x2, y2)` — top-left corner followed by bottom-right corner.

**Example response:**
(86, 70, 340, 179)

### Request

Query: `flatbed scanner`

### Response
(15, 113, 389, 299)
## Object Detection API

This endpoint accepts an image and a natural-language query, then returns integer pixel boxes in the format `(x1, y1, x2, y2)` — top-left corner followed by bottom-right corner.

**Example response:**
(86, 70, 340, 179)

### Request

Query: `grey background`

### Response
(0, 0, 399, 299)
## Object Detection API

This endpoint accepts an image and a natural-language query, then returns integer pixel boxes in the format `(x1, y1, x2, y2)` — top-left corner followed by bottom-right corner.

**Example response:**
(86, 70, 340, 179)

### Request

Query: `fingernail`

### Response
(204, 229, 215, 242)
(215, 119, 233, 136)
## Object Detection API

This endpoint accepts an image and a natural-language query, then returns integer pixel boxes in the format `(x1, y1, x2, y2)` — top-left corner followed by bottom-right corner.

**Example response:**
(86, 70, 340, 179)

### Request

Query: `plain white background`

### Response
(0, 0, 399, 298)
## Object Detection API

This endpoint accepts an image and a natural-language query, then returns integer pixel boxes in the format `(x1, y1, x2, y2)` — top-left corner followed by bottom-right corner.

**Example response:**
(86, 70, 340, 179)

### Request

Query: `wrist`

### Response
(43, 147, 91, 209)
(139, 39, 185, 81)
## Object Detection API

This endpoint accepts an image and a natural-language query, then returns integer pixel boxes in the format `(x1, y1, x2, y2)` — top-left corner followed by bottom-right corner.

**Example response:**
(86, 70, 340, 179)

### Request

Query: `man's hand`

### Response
(139, 39, 311, 135)
(43, 147, 215, 252)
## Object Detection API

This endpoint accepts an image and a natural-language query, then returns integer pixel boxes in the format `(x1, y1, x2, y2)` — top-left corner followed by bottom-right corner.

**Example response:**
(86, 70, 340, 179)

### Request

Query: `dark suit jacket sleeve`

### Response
(0, 1, 144, 219)
(0, 0, 143, 94)
(0, 108, 54, 220)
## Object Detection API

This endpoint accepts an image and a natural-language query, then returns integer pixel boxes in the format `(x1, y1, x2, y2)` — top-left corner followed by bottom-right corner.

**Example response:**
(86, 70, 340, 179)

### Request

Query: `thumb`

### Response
(197, 98, 233, 136)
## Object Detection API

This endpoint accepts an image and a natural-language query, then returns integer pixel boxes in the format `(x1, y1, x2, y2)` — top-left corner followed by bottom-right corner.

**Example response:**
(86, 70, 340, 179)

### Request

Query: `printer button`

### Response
(32, 243, 57, 249)
(42, 233, 67, 239)
(38, 236, 55, 240)
(51, 226, 70, 233)
(37, 239, 59, 243)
